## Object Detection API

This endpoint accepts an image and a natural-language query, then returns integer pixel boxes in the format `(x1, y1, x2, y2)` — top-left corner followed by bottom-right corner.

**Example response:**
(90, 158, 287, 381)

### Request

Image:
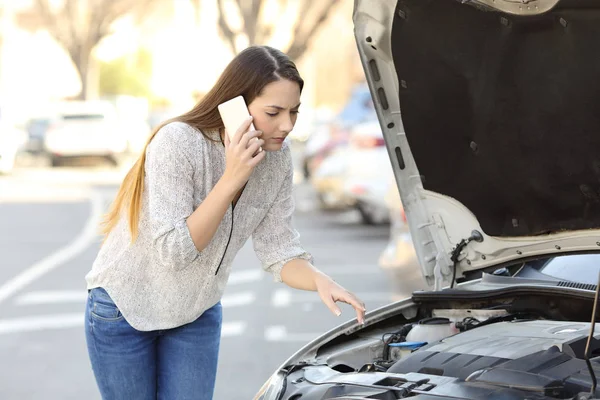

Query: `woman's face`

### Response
(248, 79, 301, 152)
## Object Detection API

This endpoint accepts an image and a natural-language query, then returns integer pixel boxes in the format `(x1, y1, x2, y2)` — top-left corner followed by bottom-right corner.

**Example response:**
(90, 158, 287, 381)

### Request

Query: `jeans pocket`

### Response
(90, 289, 124, 322)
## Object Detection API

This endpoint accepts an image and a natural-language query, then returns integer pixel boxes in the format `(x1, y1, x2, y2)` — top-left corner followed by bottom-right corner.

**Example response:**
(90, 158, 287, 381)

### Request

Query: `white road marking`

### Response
(15, 290, 88, 305)
(221, 321, 246, 337)
(272, 288, 292, 307)
(228, 269, 262, 285)
(0, 313, 83, 335)
(0, 184, 91, 203)
(0, 191, 104, 305)
(264, 325, 320, 343)
(221, 292, 256, 308)
(264, 325, 286, 341)
(296, 199, 316, 213)
(0, 313, 247, 337)
(15, 289, 257, 309)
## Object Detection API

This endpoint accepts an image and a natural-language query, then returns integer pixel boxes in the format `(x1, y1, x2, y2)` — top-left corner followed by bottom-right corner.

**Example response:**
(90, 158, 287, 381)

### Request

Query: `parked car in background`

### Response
(302, 120, 346, 180)
(342, 120, 394, 224)
(287, 107, 333, 144)
(301, 83, 376, 180)
(378, 179, 423, 296)
(44, 101, 131, 167)
(310, 145, 354, 210)
(254, 0, 600, 398)
(310, 119, 393, 225)
(22, 116, 52, 155)
(0, 122, 27, 174)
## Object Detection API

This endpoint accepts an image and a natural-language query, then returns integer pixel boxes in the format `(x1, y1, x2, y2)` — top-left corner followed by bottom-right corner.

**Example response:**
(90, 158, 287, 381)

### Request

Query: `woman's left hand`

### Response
(314, 272, 366, 325)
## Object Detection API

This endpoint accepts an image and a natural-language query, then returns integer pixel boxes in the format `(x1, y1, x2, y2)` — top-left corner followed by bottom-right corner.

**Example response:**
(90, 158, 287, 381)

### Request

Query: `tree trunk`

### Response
(217, 0, 237, 55)
(76, 67, 87, 100)
(70, 46, 90, 100)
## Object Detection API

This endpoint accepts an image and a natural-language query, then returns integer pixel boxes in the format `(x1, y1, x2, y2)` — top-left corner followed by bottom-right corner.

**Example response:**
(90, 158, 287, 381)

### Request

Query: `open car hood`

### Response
(353, 0, 600, 289)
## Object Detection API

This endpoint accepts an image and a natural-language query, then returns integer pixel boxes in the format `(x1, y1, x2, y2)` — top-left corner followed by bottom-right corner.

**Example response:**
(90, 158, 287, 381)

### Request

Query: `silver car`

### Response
(44, 101, 129, 166)
(254, 0, 600, 398)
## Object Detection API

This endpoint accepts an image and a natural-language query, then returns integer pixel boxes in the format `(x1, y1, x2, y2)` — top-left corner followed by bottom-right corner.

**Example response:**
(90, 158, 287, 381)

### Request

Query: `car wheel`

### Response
(316, 193, 331, 210)
(357, 202, 376, 225)
(50, 155, 62, 167)
(105, 155, 120, 167)
(302, 158, 311, 179)
(357, 201, 388, 225)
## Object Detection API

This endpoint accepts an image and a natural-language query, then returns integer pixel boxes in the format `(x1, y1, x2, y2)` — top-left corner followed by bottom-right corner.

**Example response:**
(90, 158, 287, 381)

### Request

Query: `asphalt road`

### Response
(0, 159, 422, 399)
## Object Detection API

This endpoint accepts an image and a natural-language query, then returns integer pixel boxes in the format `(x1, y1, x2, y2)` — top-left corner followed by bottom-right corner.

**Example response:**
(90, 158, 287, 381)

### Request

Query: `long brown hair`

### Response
(101, 45, 304, 242)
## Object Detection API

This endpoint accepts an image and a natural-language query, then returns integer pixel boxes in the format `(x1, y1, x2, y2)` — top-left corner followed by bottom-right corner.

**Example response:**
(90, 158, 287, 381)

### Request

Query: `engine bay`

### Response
(277, 291, 600, 399)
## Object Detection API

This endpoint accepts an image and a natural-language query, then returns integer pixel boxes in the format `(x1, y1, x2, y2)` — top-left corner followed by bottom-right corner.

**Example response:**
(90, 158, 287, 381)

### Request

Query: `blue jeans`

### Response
(85, 287, 222, 400)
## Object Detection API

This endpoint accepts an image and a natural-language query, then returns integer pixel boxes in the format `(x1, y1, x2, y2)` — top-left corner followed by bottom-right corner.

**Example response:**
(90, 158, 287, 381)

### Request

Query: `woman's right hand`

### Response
(222, 116, 266, 190)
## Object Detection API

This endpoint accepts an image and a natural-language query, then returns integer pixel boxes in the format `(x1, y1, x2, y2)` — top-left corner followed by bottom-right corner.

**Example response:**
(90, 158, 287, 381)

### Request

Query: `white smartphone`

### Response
(218, 95, 255, 141)
(218, 96, 262, 153)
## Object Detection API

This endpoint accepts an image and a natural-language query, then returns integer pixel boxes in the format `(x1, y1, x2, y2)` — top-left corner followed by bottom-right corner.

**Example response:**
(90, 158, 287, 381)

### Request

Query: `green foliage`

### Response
(99, 49, 153, 97)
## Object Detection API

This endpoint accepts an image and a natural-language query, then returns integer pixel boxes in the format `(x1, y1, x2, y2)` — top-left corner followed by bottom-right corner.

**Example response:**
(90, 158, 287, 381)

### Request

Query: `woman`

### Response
(84, 45, 366, 400)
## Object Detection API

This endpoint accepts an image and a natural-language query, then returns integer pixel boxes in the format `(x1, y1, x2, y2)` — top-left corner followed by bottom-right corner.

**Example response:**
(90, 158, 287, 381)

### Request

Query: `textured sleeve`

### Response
(252, 148, 313, 282)
(145, 123, 201, 270)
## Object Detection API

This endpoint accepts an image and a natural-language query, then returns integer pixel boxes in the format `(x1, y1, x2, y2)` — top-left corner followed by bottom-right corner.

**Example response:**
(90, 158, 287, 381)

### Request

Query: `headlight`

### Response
(253, 370, 286, 400)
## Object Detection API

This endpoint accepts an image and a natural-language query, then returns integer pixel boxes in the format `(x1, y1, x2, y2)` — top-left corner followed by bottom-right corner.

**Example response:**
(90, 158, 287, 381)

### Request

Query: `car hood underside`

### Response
(353, 0, 600, 286)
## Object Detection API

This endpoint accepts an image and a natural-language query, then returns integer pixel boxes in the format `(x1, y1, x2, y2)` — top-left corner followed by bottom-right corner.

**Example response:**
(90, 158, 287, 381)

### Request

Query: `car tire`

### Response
(50, 155, 62, 167)
(105, 155, 120, 167)
(357, 201, 388, 225)
(302, 158, 311, 179)
(316, 193, 330, 210)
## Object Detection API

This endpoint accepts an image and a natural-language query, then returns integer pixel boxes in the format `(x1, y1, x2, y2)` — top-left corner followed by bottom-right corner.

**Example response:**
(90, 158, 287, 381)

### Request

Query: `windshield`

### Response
(61, 114, 105, 121)
(538, 254, 600, 285)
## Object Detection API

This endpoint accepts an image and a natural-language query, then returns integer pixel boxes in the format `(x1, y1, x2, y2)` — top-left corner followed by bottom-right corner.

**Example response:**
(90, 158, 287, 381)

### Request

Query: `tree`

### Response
(16, 0, 157, 100)
(216, 0, 339, 60)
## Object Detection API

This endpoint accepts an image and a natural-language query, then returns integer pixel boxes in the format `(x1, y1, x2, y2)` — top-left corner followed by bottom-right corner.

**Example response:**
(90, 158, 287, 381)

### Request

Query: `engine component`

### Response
(403, 320, 600, 360)
(388, 341, 428, 362)
(405, 317, 460, 343)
